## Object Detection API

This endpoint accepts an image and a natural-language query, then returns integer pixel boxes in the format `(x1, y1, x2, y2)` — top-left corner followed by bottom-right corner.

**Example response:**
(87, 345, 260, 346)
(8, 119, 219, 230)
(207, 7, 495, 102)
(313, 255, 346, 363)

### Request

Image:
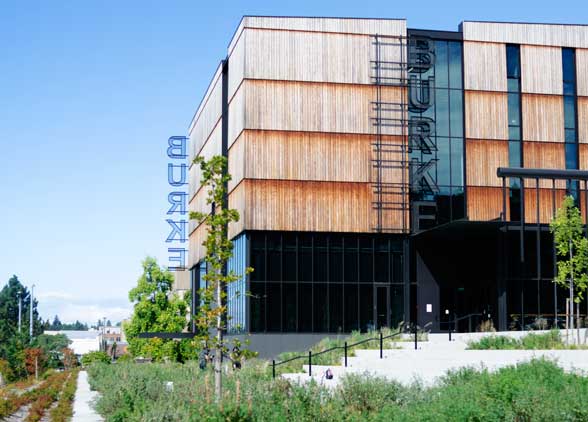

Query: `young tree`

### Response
(124, 257, 192, 361)
(550, 195, 588, 343)
(190, 155, 252, 403)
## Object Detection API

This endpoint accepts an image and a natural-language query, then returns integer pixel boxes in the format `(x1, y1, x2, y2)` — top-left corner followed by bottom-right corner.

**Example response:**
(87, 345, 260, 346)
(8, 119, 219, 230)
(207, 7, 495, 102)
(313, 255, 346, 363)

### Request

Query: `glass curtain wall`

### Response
(249, 231, 405, 333)
(506, 44, 523, 221)
(409, 39, 465, 224)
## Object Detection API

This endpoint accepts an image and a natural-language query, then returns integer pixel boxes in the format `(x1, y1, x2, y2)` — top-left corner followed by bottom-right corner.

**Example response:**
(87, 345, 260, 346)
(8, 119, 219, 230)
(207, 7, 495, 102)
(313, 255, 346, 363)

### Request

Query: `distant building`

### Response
(99, 326, 128, 359)
(44, 330, 100, 356)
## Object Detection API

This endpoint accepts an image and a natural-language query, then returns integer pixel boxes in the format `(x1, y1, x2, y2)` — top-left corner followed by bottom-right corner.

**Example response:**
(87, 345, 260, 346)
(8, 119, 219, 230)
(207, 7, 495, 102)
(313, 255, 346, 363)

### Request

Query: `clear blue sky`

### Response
(0, 0, 586, 324)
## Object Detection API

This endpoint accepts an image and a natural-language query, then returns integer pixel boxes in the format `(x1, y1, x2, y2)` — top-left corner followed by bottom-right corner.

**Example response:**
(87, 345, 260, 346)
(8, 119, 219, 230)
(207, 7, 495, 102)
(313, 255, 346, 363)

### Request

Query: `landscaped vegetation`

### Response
(467, 330, 588, 350)
(85, 358, 588, 421)
(0, 368, 79, 421)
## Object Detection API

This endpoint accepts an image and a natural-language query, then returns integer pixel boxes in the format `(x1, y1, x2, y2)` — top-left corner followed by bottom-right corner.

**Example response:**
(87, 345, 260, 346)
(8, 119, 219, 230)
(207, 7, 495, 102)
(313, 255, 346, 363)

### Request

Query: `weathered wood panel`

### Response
(467, 186, 507, 221)
(465, 91, 509, 140)
(580, 144, 588, 170)
(228, 28, 246, 101)
(228, 129, 404, 186)
(462, 21, 588, 48)
(241, 29, 403, 86)
(244, 80, 404, 136)
(465, 139, 509, 187)
(239, 179, 403, 233)
(522, 94, 565, 142)
(521, 45, 563, 95)
(579, 97, 588, 144)
(228, 181, 246, 239)
(188, 186, 212, 234)
(522, 141, 566, 188)
(189, 65, 223, 160)
(188, 223, 208, 268)
(524, 187, 566, 224)
(228, 83, 246, 147)
(189, 123, 222, 199)
(463, 42, 507, 92)
(228, 132, 245, 192)
(577, 49, 588, 97)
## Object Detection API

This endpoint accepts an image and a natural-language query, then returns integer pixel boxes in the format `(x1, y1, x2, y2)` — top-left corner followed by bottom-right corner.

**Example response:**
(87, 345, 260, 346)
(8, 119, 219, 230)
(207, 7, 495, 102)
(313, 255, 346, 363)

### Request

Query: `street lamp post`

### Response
(29, 284, 35, 342)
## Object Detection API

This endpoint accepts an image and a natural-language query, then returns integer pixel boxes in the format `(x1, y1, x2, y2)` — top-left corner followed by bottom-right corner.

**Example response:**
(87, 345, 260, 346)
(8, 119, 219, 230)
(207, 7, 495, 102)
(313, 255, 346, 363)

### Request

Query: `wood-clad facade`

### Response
(185, 17, 588, 342)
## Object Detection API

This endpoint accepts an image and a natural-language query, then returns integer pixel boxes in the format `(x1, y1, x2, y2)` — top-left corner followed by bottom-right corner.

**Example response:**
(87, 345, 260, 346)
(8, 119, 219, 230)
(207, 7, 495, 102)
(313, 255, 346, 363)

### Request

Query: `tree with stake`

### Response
(190, 155, 252, 403)
(550, 195, 588, 344)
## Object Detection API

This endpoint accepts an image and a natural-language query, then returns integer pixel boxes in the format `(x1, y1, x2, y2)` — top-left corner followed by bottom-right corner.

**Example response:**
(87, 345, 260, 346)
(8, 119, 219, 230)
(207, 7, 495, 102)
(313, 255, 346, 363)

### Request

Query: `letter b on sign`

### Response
(167, 136, 188, 159)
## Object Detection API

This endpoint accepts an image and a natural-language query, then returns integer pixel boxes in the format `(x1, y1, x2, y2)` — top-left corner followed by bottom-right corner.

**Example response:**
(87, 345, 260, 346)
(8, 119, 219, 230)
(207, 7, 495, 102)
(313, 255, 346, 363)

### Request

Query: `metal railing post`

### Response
(272, 359, 275, 379)
(379, 331, 383, 359)
(344, 342, 348, 367)
(308, 351, 312, 377)
(469, 316, 472, 333)
(414, 325, 418, 350)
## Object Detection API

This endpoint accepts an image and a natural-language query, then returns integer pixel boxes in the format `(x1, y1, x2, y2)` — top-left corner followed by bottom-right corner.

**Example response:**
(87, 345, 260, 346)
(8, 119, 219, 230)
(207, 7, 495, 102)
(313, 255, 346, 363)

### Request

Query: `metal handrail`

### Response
(271, 324, 407, 379)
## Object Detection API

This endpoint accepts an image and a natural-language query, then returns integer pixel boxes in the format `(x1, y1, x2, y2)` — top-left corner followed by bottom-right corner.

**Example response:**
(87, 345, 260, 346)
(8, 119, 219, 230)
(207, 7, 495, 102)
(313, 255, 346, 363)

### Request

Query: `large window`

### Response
(506, 44, 522, 221)
(248, 232, 405, 333)
(562, 48, 579, 202)
(409, 38, 465, 224)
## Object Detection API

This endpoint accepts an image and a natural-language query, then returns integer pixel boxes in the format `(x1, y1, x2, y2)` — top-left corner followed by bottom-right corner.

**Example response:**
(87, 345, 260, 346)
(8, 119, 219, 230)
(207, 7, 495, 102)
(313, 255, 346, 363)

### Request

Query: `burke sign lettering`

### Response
(166, 136, 188, 270)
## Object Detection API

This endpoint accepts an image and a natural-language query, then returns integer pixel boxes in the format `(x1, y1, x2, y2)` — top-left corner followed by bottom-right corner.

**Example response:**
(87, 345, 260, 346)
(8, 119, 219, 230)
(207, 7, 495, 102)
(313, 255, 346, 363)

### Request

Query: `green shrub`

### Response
(81, 351, 111, 367)
(467, 330, 588, 350)
(86, 357, 588, 421)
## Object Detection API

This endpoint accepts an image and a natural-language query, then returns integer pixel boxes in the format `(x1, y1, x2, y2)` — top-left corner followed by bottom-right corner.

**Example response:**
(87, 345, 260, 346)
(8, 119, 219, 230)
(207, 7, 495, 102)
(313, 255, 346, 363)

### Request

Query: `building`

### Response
(44, 330, 101, 356)
(188, 17, 588, 353)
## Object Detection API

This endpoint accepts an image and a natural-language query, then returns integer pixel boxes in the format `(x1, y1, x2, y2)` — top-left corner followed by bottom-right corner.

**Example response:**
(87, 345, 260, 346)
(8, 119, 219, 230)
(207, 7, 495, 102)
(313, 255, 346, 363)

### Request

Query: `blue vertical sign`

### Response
(166, 136, 188, 270)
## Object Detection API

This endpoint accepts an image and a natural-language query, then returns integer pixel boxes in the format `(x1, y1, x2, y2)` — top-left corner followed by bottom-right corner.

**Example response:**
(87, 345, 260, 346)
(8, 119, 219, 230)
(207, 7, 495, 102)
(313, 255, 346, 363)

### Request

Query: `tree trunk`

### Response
(570, 240, 575, 344)
(214, 277, 222, 403)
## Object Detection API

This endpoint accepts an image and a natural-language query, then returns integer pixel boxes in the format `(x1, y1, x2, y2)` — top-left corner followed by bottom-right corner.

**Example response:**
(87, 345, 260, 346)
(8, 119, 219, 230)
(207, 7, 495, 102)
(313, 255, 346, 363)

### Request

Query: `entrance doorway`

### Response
(375, 285, 389, 329)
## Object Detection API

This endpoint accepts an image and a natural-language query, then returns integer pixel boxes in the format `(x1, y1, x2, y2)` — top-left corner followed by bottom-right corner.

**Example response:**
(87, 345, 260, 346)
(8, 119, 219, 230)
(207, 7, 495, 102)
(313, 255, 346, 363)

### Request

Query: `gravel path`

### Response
(71, 371, 102, 422)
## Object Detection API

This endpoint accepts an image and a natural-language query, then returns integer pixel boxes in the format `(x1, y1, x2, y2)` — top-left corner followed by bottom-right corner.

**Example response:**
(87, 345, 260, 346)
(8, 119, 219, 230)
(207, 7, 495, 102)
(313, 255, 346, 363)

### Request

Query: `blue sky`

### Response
(0, 0, 586, 324)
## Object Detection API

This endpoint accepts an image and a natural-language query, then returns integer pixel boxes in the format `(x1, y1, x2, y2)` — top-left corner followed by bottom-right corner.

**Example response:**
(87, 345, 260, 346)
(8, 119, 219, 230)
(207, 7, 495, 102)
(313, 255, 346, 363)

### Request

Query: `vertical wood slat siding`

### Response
(467, 186, 507, 221)
(465, 91, 509, 140)
(577, 49, 588, 97)
(228, 129, 404, 187)
(579, 97, 588, 144)
(241, 29, 403, 86)
(228, 84, 246, 147)
(522, 141, 566, 188)
(228, 182, 246, 239)
(240, 17, 407, 37)
(189, 123, 222, 199)
(189, 75, 223, 161)
(524, 187, 566, 224)
(243, 80, 404, 136)
(188, 224, 208, 268)
(188, 186, 212, 235)
(463, 42, 507, 92)
(521, 45, 563, 95)
(465, 139, 509, 187)
(580, 144, 588, 170)
(238, 179, 404, 233)
(461, 21, 588, 49)
(522, 94, 565, 142)
(228, 28, 246, 101)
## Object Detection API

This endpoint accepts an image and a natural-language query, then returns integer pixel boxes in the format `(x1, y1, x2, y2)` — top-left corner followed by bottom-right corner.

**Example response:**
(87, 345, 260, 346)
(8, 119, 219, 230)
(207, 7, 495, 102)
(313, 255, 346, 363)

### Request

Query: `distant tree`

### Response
(24, 348, 46, 379)
(62, 348, 78, 369)
(0, 276, 43, 378)
(550, 195, 588, 343)
(51, 315, 62, 330)
(190, 155, 253, 403)
(34, 334, 71, 368)
(123, 257, 191, 361)
(106, 319, 112, 327)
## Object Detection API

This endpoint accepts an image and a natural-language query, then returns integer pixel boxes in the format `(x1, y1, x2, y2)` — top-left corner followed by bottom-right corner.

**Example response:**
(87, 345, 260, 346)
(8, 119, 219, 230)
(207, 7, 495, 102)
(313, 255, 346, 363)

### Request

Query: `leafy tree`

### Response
(34, 334, 71, 368)
(24, 348, 46, 378)
(0, 276, 43, 378)
(123, 257, 192, 361)
(190, 155, 252, 403)
(81, 351, 110, 366)
(550, 195, 588, 343)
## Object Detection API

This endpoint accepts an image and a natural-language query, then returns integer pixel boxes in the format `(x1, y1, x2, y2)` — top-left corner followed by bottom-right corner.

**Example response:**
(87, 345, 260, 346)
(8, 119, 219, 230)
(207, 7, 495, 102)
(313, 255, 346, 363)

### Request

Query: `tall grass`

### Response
(467, 330, 588, 350)
(87, 358, 588, 421)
